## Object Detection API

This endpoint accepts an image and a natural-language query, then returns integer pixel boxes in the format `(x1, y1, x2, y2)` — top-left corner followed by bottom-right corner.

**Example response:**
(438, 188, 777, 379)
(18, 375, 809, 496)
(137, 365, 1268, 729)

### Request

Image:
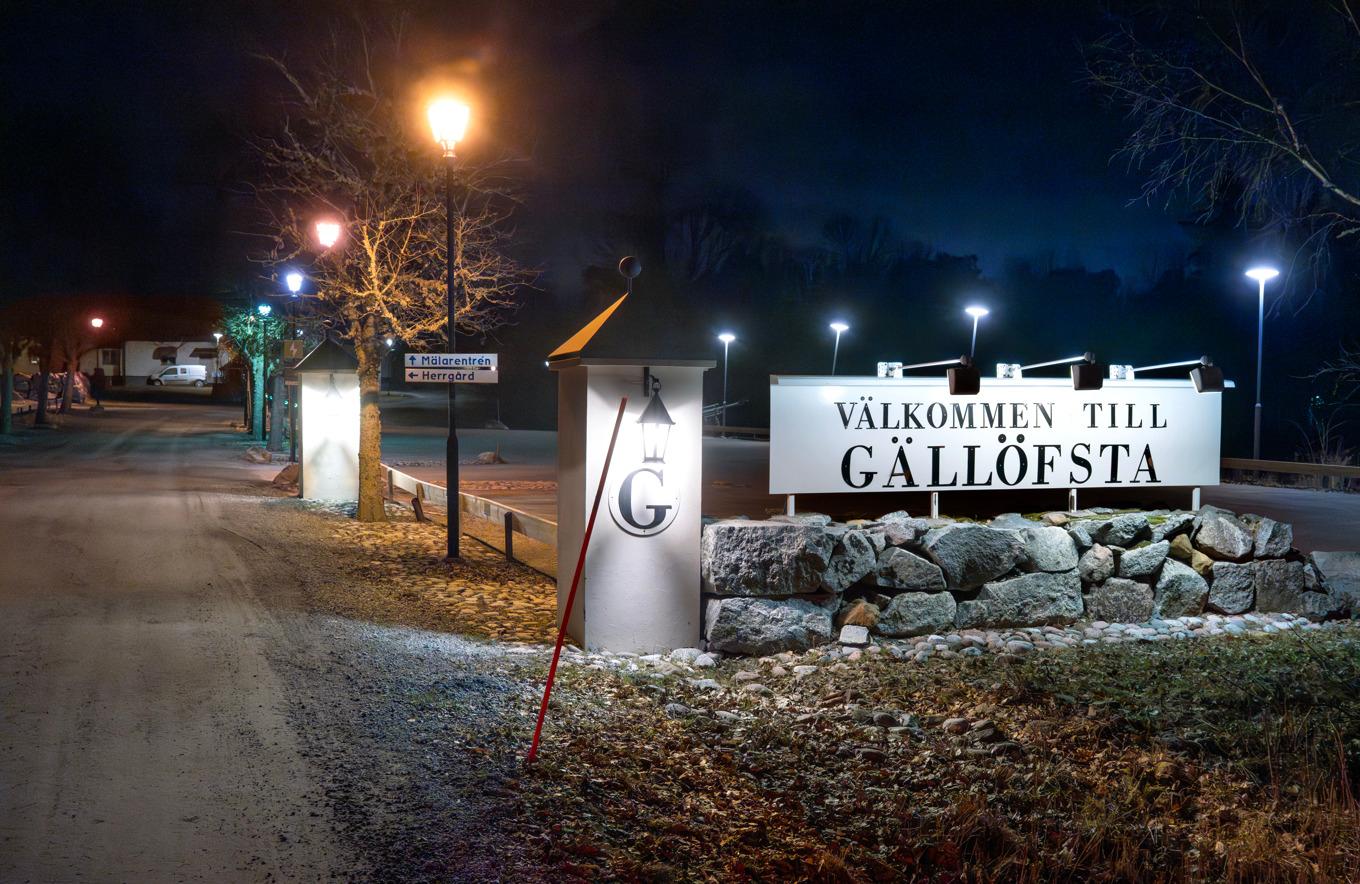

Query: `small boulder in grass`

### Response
(244, 446, 272, 464)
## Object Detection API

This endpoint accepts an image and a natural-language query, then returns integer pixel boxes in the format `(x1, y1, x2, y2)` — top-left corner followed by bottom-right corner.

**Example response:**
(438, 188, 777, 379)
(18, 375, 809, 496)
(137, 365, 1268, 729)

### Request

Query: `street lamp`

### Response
(315, 220, 341, 249)
(212, 331, 223, 383)
(829, 321, 849, 375)
(429, 96, 470, 561)
(717, 332, 735, 427)
(1244, 266, 1278, 459)
(89, 317, 104, 329)
(285, 271, 303, 296)
(964, 305, 989, 358)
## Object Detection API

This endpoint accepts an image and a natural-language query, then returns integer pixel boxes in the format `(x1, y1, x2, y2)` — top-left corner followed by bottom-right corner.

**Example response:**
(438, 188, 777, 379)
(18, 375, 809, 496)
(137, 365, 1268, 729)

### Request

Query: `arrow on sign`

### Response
(404, 367, 499, 384)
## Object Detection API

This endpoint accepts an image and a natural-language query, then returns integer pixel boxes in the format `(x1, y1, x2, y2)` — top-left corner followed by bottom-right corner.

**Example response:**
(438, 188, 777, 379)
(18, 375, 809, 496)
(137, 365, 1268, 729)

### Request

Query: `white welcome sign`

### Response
(769, 376, 1222, 494)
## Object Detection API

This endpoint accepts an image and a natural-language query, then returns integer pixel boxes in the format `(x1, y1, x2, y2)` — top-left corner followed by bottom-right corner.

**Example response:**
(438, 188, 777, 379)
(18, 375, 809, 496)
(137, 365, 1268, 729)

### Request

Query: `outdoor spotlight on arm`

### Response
(1121, 356, 1226, 393)
(638, 374, 675, 464)
(996, 352, 1104, 390)
(897, 355, 981, 395)
(963, 305, 989, 358)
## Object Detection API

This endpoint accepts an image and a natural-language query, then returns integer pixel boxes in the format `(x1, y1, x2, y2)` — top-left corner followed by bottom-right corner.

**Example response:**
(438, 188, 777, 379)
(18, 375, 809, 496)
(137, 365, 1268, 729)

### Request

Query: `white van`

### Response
(147, 364, 208, 387)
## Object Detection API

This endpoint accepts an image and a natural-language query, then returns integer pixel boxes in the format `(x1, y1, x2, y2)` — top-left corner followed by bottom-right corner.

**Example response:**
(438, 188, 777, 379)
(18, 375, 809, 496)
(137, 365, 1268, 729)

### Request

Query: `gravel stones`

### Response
(820, 529, 878, 592)
(1194, 508, 1254, 562)
(704, 597, 833, 655)
(1020, 526, 1079, 573)
(702, 520, 835, 596)
(876, 591, 957, 637)
(874, 547, 947, 592)
(1087, 578, 1154, 623)
(1117, 540, 1169, 579)
(1208, 562, 1255, 614)
(1078, 544, 1115, 584)
(1252, 517, 1293, 558)
(1095, 513, 1149, 548)
(965, 570, 1083, 628)
(1153, 559, 1209, 618)
(921, 524, 1023, 590)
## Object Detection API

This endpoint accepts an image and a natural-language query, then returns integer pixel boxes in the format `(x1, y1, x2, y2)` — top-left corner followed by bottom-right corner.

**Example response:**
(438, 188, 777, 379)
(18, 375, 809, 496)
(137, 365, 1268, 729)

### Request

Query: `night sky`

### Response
(2, 1, 1352, 452)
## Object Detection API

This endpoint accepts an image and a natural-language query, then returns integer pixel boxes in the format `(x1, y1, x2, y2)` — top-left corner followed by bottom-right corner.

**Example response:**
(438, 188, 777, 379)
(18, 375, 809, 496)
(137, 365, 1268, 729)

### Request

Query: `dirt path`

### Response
(0, 405, 347, 881)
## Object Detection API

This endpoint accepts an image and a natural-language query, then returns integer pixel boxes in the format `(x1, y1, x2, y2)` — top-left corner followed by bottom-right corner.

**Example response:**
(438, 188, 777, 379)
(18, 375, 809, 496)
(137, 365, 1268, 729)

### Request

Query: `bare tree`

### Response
(250, 22, 535, 521)
(0, 300, 36, 435)
(1087, 1, 1360, 302)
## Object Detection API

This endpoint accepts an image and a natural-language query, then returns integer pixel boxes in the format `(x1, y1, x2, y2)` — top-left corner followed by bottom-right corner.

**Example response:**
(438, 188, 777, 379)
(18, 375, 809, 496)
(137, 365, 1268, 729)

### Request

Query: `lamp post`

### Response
(212, 331, 223, 384)
(1244, 266, 1279, 459)
(256, 303, 272, 441)
(829, 321, 849, 375)
(717, 332, 735, 428)
(429, 97, 470, 561)
(964, 305, 989, 359)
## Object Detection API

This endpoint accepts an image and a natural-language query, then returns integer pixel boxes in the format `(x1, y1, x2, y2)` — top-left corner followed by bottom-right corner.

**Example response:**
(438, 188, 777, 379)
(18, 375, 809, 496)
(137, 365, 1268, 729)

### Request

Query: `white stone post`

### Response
(552, 358, 711, 652)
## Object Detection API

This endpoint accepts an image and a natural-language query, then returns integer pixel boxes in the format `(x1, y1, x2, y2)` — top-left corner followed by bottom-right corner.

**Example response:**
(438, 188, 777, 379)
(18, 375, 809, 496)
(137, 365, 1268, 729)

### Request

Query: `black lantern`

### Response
(638, 376, 675, 463)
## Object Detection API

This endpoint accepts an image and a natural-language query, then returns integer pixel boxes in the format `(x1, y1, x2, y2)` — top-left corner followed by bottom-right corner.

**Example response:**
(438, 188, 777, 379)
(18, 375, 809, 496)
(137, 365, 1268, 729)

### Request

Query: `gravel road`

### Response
(0, 403, 553, 881)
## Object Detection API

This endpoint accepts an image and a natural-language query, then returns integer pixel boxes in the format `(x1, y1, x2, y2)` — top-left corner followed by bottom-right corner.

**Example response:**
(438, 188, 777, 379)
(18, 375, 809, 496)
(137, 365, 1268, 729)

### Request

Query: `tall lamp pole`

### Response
(256, 303, 272, 442)
(429, 98, 470, 561)
(717, 332, 735, 428)
(1245, 266, 1279, 460)
(964, 305, 989, 358)
(829, 322, 849, 375)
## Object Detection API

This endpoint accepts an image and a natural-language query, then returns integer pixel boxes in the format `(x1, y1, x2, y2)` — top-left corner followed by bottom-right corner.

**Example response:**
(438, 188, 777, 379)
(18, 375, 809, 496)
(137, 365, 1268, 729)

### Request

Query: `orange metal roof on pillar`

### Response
(547, 292, 628, 360)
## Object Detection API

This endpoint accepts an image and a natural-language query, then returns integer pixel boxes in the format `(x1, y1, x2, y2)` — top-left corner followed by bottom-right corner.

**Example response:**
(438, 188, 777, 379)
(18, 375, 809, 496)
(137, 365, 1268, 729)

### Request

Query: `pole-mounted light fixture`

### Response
(284, 271, 303, 296)
(829, 321, 849, 375)
(637, 375, 675, 463)
(963, 305, 989, 358)
(257, 303, 272, 317)
(428, 98, 470, 158)
(999, 352, 1104, 390)
(315, 220, 342, 249)
(89, 317, 104, 329)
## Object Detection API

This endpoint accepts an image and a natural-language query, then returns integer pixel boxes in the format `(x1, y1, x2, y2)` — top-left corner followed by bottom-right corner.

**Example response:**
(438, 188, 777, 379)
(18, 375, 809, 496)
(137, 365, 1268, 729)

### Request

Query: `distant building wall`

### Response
(121, 341, 222, 382)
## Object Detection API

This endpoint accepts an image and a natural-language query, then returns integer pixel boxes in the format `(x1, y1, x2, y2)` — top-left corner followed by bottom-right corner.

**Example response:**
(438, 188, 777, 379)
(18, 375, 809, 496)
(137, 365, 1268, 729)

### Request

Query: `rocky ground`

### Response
(247, 494, 1360, 880)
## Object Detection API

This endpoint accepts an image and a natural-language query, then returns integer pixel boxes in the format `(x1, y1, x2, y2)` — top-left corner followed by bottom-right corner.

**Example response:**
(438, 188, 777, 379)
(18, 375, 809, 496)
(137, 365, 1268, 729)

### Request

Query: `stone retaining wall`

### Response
(701, 506, 1359, 656)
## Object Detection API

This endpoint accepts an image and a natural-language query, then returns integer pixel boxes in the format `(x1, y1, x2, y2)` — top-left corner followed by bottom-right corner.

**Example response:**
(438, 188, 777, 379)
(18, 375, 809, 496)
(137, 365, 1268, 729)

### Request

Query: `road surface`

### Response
(0, 403, 345, 881)
(379, 390, 1360, 552)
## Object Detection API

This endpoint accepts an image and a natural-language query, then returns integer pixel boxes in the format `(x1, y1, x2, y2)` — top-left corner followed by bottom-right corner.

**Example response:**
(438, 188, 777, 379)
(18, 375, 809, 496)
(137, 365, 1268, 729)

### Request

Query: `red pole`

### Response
(527, 396, 628, 764)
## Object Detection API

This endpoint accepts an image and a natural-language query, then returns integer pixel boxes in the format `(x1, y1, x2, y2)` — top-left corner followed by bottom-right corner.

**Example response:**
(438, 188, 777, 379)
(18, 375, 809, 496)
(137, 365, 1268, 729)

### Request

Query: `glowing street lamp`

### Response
(284, 272, 303, 296)
(829, 321, 849, 375)
(429, 96, 471, 560)
(1244, 266, 1279, 459)
(89, 317, 104, 329)
(315, 219, 341, 249)
(964, 305, 989, 358)
(717, 332, 735, 427)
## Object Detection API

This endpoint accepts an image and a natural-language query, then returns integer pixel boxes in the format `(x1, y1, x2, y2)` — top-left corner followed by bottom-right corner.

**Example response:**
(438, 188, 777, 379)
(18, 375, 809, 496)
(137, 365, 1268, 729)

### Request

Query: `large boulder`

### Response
(704, 597, 833, 655)
(874, 510, 928, 546)
(1311, 551, 1360, 614)
(1194, 508, 1254, 562)
(966, 570, 1083, 628)
(821, 529, 878, 592)
(1153, 559, 1209, 618)
(874, 547, 947, 592)
(1020, 526, 1079, 573)
(1086, 578, 1154, 623)
(876, 591, 957, 637)
(1095, 513, 1150, 548)
(1253, 559, 1309, 615)
(1078, 544, 1116, 584)
(921, 524, 1023, 590)
(1252, 517, 1293, 559)
(1117, 540, 1170, 579)
(702, 520, 835, 596)
(1207, 562, 1254, 615)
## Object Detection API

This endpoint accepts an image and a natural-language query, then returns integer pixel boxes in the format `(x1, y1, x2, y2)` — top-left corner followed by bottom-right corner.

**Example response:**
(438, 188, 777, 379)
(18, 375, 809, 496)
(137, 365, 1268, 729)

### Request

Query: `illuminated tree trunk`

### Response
(0, 351, 13, 435)
(60, 359, 75, 413)
(355, 328, 385, 523)
(251, 351, 265, 440)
